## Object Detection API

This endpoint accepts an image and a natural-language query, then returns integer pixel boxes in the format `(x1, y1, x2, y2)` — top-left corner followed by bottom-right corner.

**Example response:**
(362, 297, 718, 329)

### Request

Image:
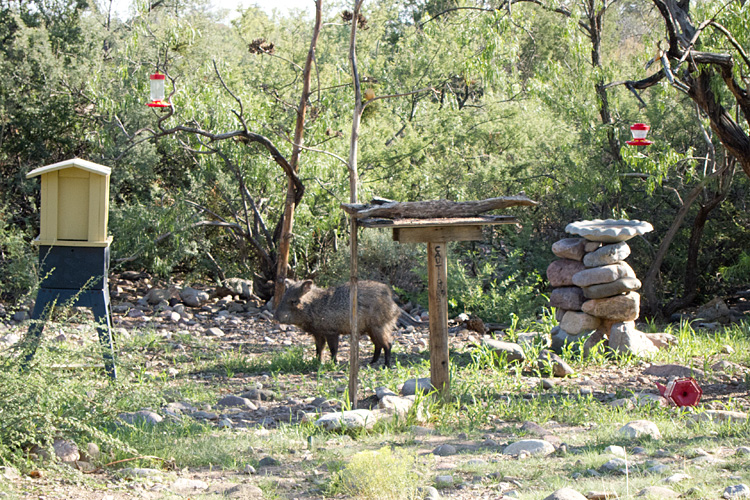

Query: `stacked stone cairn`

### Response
(547, 223, 659, 357)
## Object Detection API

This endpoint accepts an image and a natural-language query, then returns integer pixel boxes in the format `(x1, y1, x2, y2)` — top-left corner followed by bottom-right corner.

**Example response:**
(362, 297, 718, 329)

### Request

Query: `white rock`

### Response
(503, 439, 555, 457)
(663, 473, 691, 484)
(542, 488, 588, 500)
(315, 410, 377, 430)
(604, 445, 626, 457)
(181, 287, 210, 307)
(618, 420, 661, 440)
(206, 327, 225, 337)
(171, 478, 208, 493)
(52, 438, 79, 463)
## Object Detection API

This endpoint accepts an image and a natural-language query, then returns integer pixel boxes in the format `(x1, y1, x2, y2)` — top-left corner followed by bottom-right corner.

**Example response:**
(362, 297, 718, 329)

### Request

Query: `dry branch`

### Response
(341, 195, 538, 219)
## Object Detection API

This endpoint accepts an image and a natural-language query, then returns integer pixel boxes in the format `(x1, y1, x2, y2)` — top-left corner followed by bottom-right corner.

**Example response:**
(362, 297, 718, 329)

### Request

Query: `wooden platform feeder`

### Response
(23, 158, 116, 378)
(342, 196, 537, 403)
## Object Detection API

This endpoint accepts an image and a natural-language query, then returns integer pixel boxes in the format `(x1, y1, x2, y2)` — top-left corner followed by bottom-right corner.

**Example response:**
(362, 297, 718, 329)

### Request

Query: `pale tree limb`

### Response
(274, 0, 323, 308)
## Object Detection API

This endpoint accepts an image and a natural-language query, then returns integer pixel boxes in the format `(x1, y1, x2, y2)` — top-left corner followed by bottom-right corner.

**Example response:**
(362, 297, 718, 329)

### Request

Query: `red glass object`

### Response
(147, 73, 170, 108)
(627, 123, 653, 146)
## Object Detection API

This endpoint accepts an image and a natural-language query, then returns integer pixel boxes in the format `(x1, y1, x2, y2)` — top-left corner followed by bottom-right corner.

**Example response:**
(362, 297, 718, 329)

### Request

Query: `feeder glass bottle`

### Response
(150, 73, 166, 102)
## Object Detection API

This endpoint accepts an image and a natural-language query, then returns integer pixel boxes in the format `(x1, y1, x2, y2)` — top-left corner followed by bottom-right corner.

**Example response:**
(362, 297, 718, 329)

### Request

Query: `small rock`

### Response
(618, 420, 661, 440)
(206, 327, 225, 337)
(401, 378, 434, 396)
(421, 485, 440, 500)
(538, 349, 575, 377)
(636, 486, 680, 498)
(600, 458, 627, 473)
(432, 444, 457, 456)
(643, 363, 704, 379)
(258, 456, 280, 467)
(542, 488, 588, 500)
(689, 410, 748, 425)
(181, 286, 210, 307)
(663, 473, 690, 484)
(119, 467, 163, 478)
(482, 339, 525, 362)
(315, 409, 377, 430)
(722, 344, 736, 354)
(503, 439, 555, 457)
(216, 395, 257, 410)
(435, 475, 454, 488)
(723, 484, 750, 499)
(603, 445, 626, 457)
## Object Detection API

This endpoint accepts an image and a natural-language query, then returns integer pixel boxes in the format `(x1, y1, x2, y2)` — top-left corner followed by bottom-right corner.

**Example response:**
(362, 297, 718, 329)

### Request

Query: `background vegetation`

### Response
(1, 0, 748, 323)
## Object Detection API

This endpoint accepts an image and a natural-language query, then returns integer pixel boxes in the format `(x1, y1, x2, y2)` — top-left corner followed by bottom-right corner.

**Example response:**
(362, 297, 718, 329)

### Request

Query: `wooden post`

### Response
(427, 241, 450, 399)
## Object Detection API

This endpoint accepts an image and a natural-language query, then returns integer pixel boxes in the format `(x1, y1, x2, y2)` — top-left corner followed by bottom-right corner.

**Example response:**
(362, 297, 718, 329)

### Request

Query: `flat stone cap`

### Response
(27, 158, 111, 178)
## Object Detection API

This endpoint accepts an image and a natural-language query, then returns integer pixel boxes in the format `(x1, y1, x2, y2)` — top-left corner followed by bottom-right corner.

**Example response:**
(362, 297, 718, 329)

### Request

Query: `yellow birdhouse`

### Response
(26, 158, 112, 247)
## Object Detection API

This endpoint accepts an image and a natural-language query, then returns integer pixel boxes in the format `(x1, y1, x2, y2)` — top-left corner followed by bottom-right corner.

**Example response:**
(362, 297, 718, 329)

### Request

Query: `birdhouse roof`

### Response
(26, 158, 111, 179)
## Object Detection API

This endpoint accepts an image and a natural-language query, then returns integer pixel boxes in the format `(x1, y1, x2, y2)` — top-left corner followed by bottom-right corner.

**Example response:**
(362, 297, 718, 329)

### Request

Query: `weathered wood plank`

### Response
(341, 196, 537, 219)
(359, 215, 518, 228)
(393, 225, 484, 243)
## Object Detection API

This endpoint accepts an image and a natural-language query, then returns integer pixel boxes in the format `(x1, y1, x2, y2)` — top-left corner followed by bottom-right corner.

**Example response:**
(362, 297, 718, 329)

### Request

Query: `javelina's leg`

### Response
(326, 335, 339, 362)
(383, 344, 392, 367)
(315, 335, 326, 361)
(370, 345, 382, 365)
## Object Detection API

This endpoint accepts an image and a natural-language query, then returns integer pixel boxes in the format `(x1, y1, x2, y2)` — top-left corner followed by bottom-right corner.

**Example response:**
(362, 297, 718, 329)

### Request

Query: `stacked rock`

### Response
(547, 219, 656, 356)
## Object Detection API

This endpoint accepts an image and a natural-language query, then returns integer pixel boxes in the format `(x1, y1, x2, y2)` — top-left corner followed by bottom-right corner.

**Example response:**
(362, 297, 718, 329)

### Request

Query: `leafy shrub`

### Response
(0, 342, 135, 465)
(331, 447, 421, 500)
(318, 229, 426, 296)
(0, 206, 37, 301)
(445, 247, 546, 325)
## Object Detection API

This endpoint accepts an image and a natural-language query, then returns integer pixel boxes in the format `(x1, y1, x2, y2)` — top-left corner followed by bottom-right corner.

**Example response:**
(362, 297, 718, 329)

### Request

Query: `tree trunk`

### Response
(273, 0, 323, 307)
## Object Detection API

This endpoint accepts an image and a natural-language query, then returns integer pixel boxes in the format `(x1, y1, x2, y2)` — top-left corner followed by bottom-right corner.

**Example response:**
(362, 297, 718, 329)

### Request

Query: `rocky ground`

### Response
(1, 273, 749, 500)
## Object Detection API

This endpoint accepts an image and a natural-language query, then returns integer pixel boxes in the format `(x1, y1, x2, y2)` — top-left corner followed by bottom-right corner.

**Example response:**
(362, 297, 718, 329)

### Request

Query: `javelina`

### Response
(274, 280, 399, 366)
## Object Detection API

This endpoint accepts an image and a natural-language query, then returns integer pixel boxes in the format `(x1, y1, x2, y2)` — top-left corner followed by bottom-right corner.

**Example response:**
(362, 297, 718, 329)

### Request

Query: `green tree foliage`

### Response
(0, 0, 747, 318)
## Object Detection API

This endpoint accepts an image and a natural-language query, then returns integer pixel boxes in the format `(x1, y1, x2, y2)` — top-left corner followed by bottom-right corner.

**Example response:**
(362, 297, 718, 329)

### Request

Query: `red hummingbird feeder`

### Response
(656, 378, 703, 407)
(147, 73, 170, 108)
(626, 123, 653, 146)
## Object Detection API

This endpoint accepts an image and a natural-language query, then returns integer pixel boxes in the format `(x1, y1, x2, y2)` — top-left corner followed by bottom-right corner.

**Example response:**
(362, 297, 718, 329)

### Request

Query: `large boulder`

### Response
(583, 277, 642, 299)
(551, 238, 586, 261)
(572, 262, 635, 288)
(547, 259, 587, 287)
(583, 242, 631, 268)
(181, 286, 210, 307)
(608, 322, 657, 356)
(549, 287, 586, 311)
(582, 292, 640, 321)
(560, 311, 600, 335)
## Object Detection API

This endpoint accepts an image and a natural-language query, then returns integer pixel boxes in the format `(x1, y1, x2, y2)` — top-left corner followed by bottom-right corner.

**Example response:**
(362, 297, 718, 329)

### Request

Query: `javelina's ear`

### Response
(284, 278, 295, 288)
(300, 280, 314, 294)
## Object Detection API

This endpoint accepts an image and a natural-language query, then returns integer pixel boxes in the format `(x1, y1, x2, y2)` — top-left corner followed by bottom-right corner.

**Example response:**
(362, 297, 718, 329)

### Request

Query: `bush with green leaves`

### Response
(330, 446, 422, 500)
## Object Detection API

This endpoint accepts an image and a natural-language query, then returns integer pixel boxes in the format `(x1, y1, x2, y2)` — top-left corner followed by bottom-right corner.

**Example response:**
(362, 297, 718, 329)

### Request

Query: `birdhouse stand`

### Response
(24, 158, 117, 379)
